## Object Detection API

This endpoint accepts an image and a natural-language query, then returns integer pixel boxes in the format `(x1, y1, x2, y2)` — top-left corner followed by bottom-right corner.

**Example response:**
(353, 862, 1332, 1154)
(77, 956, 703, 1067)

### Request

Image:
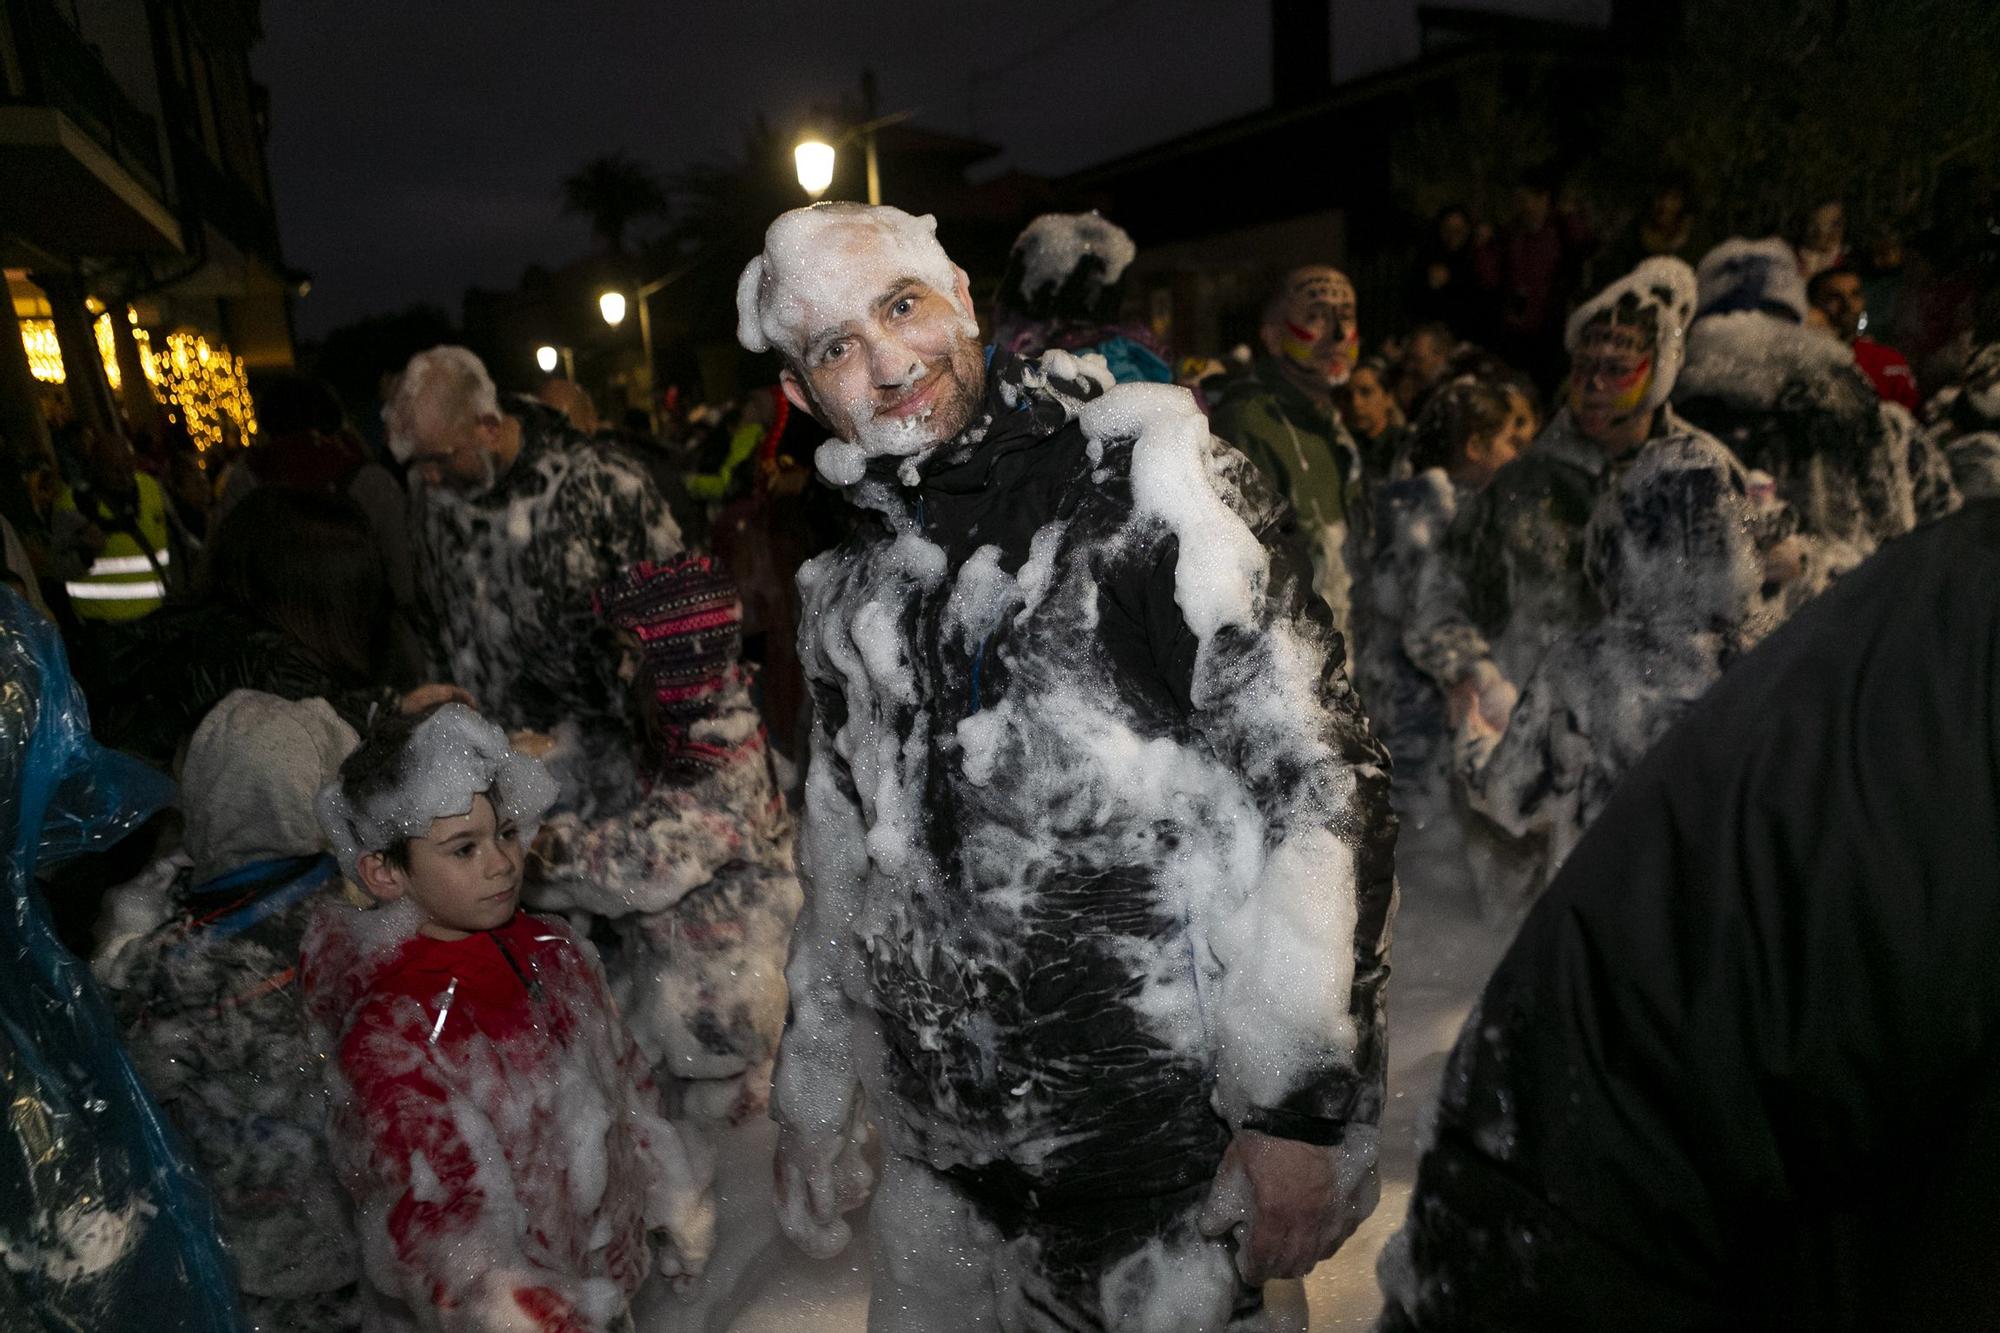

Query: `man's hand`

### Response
(1762, 534, 1808, 589)
(508, 729, 558, 758)
(1198, 1127, 1380, 1284)
(772, 1120, 874, 1260)
(400, 682, 475, 714)
(1447, 659, 1516, 736)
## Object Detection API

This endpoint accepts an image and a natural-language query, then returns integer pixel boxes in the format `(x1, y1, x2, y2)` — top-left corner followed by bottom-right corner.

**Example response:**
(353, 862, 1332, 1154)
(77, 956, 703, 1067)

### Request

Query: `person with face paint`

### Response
(1206, 265, 1368, 632)
(388, 346, 684, 741)
(1402, 257, 1719, 744)
(738, 203, 1396, 1330)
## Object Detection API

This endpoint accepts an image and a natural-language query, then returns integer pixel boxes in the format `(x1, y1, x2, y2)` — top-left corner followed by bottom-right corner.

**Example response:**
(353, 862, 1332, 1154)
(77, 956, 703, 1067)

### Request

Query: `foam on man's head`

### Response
(735, 203, 969, 361)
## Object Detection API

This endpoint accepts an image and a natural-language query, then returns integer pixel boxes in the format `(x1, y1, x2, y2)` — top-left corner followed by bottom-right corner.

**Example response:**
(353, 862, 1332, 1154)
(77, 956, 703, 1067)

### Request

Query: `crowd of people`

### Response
(1, 175, 1998, 1333)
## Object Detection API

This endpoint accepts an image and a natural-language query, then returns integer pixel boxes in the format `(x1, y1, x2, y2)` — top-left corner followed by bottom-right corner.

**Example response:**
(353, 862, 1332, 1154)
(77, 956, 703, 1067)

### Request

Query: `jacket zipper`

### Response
(490, 930, 544, 1002)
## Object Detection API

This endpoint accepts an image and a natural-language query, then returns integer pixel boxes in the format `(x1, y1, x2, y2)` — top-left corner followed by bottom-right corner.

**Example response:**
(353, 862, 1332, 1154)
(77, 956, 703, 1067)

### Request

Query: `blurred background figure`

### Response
(992, 210, 1172, 384)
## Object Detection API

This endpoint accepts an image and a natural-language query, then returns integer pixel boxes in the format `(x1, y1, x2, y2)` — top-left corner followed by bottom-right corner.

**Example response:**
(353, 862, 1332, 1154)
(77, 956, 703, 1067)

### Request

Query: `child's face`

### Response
(363, 793, 525, 940)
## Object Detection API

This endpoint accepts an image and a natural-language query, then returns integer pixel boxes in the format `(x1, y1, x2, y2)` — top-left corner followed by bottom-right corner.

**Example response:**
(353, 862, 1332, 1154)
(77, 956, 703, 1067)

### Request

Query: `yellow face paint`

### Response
(1279, 321, 1323, 366)
(1568, 352, 1648, 416)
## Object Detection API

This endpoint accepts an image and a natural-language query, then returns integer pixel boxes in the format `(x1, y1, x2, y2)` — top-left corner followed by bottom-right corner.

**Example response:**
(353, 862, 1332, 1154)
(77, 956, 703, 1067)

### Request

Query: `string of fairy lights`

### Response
(18, 307, 259, 457)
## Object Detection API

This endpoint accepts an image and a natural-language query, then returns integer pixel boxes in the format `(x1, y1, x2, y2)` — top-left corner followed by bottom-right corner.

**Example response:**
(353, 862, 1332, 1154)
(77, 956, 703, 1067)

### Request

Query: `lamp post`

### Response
(792, 71, 912, 206)
(598, 265, 691, 431)
(535, 344, 576, 380)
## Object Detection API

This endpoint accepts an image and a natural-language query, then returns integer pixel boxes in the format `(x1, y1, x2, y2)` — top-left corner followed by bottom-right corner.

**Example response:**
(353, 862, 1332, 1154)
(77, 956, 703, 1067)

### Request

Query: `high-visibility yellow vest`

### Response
(57, 473, 171, 622)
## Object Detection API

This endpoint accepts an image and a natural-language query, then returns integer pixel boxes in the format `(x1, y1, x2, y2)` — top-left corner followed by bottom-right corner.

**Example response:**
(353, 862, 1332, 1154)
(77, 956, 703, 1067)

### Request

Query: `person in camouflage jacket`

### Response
(389, 346, 682, 735)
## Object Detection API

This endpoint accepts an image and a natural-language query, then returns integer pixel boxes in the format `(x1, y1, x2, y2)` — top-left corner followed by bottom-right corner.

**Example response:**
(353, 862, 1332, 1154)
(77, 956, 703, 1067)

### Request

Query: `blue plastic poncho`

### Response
(0, 589, 244, 1330)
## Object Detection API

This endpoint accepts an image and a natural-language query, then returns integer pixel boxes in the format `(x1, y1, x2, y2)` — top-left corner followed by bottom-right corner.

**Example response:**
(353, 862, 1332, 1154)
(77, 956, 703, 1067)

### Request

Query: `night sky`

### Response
(254, 0, 1601, 337)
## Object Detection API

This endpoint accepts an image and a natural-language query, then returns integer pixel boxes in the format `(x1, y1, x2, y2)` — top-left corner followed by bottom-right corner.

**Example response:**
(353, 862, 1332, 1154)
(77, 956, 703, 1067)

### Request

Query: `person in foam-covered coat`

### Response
(1673, 238, 1957, 583)
(736, 202, 1396, 1330)
(1923, 340, 2000, 502)
(95, 689, 365, 1331)
(302, 705, 713, 1333)
(1454, 435, 1776, 918)
(990, 211, 1173, 387)
(527, 555, 802, 1125)
(389, 346, 683, 736)
(1401, 257, 1715, 744)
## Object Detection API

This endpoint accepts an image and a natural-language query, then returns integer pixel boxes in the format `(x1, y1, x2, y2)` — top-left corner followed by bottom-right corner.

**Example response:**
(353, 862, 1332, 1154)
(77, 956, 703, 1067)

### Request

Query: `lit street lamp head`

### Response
(795, 139, 836, 197)
(599, 291, 628, 326)
(535, 345, 559, 374)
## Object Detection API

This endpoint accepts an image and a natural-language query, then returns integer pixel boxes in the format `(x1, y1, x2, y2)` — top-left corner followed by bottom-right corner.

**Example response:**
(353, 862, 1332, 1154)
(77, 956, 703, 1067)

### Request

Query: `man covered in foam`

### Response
(303, 704, 713, 1332)
(739, 203, 1397, 1329)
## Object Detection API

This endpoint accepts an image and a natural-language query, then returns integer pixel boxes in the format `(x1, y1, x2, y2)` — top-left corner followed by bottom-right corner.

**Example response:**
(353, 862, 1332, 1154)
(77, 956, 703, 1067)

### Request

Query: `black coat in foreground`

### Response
(1379, 501, 2000, 1331)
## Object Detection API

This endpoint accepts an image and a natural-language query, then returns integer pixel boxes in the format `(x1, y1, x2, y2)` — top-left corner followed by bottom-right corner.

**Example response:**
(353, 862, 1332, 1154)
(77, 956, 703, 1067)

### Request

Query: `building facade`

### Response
(1, 0, 289, 473)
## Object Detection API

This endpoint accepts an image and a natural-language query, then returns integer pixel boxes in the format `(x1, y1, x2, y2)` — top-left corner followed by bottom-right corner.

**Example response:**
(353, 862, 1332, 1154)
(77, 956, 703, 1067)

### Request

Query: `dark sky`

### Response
(253, 0, 1597, 337)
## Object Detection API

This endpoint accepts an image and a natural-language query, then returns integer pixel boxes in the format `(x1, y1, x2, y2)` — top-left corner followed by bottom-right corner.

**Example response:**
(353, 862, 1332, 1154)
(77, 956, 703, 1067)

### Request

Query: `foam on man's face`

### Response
(794, 273, 985, 464)
(742, 205, 986, 465)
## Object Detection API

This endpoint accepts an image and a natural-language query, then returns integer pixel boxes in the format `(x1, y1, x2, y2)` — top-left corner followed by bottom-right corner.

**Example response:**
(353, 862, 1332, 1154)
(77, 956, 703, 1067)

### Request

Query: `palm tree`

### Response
(562, 153, 669, 254)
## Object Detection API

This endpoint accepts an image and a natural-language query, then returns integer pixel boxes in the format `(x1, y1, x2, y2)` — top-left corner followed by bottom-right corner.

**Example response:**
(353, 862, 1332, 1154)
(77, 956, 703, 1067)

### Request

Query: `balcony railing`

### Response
(1, 0, 167, 197)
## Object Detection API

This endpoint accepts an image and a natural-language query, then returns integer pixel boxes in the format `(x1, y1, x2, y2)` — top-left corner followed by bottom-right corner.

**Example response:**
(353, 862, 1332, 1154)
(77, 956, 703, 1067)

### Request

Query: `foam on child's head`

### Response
(316, 703, 556, 883)
(735, 202, 968, 361)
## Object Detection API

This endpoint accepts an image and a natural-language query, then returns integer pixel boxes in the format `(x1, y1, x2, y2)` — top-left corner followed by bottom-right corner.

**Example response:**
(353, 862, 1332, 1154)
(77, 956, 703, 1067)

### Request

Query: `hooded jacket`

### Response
(1381, 500, 2000, 1331)
(1205, 356, 1365, 634)
(299, 905, 713, 1333)
(778, 350, 1396, 1248)
(1456, 437, 1772, 916)
(97, 692, 362, 1324)
(1675, 310, 1929, 566)
(411, 399, 682, 733)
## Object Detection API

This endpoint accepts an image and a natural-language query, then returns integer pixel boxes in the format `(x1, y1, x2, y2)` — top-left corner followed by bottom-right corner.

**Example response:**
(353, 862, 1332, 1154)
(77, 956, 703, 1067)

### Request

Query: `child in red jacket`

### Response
(305, 704, 713, 1332)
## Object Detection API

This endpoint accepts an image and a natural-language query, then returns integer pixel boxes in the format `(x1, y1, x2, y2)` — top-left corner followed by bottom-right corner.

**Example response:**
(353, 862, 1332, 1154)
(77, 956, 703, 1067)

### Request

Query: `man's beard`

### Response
(419, 449, 501, 502)
(853, 362, 981, 457)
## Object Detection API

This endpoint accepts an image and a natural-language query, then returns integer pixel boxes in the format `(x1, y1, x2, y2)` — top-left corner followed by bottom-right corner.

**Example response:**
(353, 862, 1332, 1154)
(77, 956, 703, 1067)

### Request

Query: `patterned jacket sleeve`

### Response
(1458, 645, 1582, 845)
(532, 792, 755, 916)
(1146, 443, 1399, 1144)
(545, 446, 686, 722)
(768, 561, 873, 1156)
(1402, 479, 1504, 690)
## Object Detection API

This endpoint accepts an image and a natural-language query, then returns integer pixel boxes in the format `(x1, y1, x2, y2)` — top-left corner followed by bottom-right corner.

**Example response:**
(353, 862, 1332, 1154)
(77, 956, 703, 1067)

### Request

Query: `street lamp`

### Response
(791, 73, 913, 206)
(594, 266, 691, 432)
(535, 344, 576, 379)
(794, 139, 836, 197)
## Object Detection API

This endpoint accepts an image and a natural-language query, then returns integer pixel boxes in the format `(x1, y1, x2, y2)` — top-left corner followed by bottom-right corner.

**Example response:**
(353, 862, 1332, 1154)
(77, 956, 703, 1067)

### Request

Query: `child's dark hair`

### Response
(1407, 377, 1514, 474)
(335, 704, 445, 869)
